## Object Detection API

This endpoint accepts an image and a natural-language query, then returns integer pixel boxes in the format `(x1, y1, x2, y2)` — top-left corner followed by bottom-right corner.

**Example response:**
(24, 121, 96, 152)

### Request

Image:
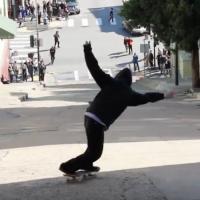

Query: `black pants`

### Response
(55, 40, 60, 48)
(50, 53, 55, 64)
(133, 62, 140, 71)
(128, 45, 132, 54)
(60, 116, 104, 172)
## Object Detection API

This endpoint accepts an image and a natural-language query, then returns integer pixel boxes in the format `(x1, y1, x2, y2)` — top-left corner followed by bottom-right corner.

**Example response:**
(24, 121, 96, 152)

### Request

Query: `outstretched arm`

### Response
(128, 91, 165, 106)
(83, 41, 113, 88)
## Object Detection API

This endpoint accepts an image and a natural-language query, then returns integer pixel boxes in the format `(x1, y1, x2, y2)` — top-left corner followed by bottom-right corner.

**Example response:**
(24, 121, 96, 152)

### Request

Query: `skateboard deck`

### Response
(64, 170, 99, 183)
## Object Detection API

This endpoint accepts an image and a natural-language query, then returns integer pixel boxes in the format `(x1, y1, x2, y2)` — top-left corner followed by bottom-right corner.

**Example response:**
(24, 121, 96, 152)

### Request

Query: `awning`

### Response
(0, 16, 17, 39)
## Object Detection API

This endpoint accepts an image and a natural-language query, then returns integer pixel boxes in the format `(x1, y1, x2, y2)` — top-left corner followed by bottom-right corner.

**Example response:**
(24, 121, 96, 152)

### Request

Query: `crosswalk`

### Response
(64, 17, 118, 28)
(9, 16, 120, 63)
(9, 32, 37, 64)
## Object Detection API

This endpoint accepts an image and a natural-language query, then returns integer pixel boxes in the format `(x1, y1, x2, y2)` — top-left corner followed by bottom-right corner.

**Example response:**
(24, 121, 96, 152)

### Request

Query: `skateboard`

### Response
(64, 169, 99, 183)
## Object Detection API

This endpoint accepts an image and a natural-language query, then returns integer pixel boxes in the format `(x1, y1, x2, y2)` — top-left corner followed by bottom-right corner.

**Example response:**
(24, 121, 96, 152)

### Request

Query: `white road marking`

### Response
(67, 19, 74, 27)
(110, 18, 116, 25)
(96, 18, 103, 26)
(81, 18, 88, 27)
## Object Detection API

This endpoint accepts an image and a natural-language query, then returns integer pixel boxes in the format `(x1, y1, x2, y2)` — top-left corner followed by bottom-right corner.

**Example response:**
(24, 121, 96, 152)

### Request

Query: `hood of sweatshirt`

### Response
(114, 68, 132, 86)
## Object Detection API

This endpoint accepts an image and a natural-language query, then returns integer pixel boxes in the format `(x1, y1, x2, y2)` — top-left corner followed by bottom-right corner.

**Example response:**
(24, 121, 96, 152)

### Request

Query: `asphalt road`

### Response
(0, 82, 199, 149)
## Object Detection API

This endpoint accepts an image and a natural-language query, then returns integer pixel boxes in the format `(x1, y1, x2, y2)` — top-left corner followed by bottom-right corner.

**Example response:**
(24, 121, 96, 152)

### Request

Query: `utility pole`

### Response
(153, 34, 156, 67)
(175, 43, 179, 86)
(35, 0, 40, 66)
(11, 0, 16, 20)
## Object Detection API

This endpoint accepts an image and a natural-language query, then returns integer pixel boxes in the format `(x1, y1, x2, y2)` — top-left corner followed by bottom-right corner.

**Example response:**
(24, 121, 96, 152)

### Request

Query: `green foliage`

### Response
(120, 0, 200, 51)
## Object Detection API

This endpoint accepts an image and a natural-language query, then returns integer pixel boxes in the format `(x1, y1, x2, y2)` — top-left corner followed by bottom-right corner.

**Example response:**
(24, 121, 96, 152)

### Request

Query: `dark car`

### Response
(122, 19, 149, 36)
(67, 2, 80, 15)
(66, 0, 78, 3)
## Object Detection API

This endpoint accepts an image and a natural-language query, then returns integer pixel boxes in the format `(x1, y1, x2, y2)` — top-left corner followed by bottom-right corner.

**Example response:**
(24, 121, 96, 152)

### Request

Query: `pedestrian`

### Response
(54, 31, 60, 48)
(18, 12, 23, 28)
(38, 59, 46, 82)
(43, 0, 47, 12)
(43, 10, 48, 25)
(27, 59, 34, 82)
(123, 37, 128, 53)
(13, 61, 18, 82)
(156, 48, 162, 70)
(30, 4, 35, 21)
(59, 41, 174, 175)
(22, 62, 27, 82)
(8, 64, 14, 83)
(50, 46, 56, 64)
(148, 50, 154, 68)
(132, 53, 140, 72)
(47, 3, 53, 22)
(165, 50, 171, 76)
(127, 37, 133, 54)
(160, 53, 166, 74)
(109, 8, 114, 23)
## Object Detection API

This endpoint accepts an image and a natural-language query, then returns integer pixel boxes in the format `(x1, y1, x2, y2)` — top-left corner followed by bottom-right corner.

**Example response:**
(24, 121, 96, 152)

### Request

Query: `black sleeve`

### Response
(128, 91, 164, 106)
(84, 43, 114, 88)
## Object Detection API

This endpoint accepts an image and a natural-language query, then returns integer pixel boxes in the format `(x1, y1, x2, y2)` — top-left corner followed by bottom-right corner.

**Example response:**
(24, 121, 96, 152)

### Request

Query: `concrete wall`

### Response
(178, 50, 192, 80)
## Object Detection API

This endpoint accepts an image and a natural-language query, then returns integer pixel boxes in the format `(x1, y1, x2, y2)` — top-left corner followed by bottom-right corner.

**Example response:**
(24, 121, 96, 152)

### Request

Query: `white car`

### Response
(122, 20, 149, 36)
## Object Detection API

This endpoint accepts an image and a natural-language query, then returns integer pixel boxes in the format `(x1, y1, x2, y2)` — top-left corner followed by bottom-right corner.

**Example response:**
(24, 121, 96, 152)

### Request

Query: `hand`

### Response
(83, 41, 92, 51)
(165, 90, 175, 98)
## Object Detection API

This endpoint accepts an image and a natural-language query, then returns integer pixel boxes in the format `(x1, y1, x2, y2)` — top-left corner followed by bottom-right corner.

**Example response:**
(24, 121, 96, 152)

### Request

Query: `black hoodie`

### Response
(84, 43, 164, 128)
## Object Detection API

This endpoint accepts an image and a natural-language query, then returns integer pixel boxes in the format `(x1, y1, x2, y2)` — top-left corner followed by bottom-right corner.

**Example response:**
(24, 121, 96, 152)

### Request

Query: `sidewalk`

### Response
(1, 140, 200, 199)
(18, 17, 67, 33)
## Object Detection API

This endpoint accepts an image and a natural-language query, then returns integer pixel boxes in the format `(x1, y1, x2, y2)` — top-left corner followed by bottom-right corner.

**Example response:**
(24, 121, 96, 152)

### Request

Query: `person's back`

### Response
(87, 78, 133, 127)
(133, 54, 138, 63)
(50, 46, 55, 54)
(84, 43, 163, 128)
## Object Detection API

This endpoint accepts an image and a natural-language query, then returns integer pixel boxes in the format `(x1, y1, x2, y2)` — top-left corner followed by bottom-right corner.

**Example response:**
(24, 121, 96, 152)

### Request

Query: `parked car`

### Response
(122, 20, 149, 36)
(67, 2, 80, 15)
(52, 0, 80, 15)
(66, 0, 78, 3)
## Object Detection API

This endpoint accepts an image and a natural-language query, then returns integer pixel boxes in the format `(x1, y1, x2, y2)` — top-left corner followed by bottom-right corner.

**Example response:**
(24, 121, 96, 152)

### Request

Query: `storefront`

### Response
(7, 0, 23, 19)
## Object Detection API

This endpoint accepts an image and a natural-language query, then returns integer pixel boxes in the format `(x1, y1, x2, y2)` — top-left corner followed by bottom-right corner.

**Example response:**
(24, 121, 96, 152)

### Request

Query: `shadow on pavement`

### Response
(1, 162, 200, 200)
(0, 169, 167, 200)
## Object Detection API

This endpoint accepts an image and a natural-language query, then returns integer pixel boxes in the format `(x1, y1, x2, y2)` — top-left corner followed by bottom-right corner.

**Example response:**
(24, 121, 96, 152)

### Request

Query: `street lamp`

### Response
(35, 0, 40, 66)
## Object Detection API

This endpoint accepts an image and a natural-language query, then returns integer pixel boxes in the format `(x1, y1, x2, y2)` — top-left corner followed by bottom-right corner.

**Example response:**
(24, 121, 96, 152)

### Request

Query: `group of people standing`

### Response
(124, 37, 133, 54)
(8, 58, 46, 83)
(123, 37, 140, 72)
(156, 48, 171, 76)
(17, 1, 53, 28)
(123, 37, 171, 75)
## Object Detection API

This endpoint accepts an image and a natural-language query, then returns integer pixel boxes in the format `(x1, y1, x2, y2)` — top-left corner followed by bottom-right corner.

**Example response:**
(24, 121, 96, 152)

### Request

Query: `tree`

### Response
(120, 0, 200, 88)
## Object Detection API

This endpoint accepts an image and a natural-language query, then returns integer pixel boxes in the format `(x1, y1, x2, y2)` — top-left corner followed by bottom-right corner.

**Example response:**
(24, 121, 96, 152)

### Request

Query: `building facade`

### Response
(0, 0, 17, 82)
(0, 0, 9, 82)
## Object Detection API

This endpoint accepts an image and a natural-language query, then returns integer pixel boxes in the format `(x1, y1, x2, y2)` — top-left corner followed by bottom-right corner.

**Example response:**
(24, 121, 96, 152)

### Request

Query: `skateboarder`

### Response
(59, 41, 174, 175)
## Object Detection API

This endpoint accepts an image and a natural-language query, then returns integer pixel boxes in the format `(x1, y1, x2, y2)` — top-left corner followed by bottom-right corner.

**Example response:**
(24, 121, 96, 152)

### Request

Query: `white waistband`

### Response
(85, 112, 106, 127)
